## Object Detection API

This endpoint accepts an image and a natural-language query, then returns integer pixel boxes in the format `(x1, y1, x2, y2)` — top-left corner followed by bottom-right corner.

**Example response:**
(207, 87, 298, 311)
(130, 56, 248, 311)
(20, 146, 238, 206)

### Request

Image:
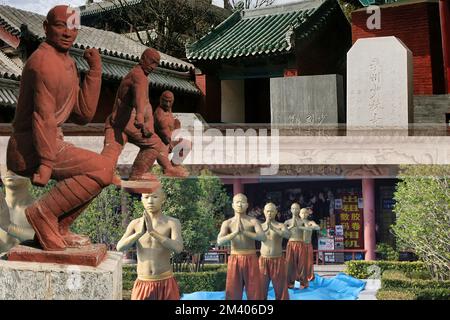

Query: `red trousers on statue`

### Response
(225, 254, 263, 300)
(131, 277, 180, 300)
(259, 256, 289, 300)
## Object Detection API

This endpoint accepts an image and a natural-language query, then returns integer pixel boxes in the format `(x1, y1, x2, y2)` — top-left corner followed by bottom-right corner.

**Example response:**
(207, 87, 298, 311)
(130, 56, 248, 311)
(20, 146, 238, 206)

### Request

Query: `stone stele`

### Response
(270, 74, 345, 127)
(0, 252, 122, 300)
(347, 36, 414, 129)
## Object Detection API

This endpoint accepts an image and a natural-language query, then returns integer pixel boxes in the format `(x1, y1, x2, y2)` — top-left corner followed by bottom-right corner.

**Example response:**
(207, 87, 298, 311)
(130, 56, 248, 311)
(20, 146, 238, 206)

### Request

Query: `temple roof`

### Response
(0, 51, 20, 81)
(186, 0, 343, 61)
(79, 0, 142, 17)
(0, 4, 194, 72)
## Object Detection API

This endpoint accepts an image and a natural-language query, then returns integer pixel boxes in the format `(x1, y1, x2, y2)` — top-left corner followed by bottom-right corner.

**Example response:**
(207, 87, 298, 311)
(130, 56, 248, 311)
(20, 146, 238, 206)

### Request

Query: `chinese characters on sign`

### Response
(336, 194, 364, 249)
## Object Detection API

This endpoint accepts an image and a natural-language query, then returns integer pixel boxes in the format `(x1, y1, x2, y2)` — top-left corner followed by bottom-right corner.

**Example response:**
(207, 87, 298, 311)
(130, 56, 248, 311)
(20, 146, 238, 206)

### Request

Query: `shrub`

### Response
(376, 243, 399, 261)
(345, 260, 428, 279)
(382, 270, 450, 291)
(379, 270, 450, 300)
(175, 267, 227, 294)
(414, 288, 450, 300)
(392, 165, 450, 280)
(376, 289, 416, 300)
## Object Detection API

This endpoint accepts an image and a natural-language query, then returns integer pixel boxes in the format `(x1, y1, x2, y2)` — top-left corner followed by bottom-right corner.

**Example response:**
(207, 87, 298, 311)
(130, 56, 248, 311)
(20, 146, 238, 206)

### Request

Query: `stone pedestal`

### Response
(8, 244, 107, 267)
(0, 252, 122, 300)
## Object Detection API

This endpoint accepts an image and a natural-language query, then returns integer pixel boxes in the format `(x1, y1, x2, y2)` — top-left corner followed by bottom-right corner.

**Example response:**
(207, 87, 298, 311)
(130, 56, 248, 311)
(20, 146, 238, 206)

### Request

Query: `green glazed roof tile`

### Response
(187, 0, 341, 61)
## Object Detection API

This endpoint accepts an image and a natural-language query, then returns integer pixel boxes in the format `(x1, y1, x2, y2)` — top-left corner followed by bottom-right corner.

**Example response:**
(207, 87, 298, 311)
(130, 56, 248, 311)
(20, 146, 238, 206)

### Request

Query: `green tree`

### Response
(392, 165, 450, 280)
(197, 169, 230, 230)
(338, 0, 363, 21)
(71, 185, 130, 248)
(100, 0, 230, 58)
(157, 170, 229, 271)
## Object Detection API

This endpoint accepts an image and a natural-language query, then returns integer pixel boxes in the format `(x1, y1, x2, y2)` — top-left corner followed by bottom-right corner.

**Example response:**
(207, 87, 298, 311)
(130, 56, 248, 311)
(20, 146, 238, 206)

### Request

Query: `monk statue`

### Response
(217, 193, 266, 300)
(260, 203, 291, 300)
(284, 203, 303, 288)
(154, 90, 191, 167)
(6, 5, 115, 251)
(117, 185, 183, 300)
(102, 50, 188, 184)
(0, 165, 35, 253)
(0, 191, 15, 253)
(285, 206, 319, 289)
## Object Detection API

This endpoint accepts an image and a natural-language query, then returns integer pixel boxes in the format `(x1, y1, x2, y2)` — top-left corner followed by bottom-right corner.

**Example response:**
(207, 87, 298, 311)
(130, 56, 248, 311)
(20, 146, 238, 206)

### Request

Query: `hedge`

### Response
(377, 270, 450, 300)
(382, 270, 450, 291)
(345, 261, 428, 279)
(175, 267, 227, 294)
(376, 289, 416, 300)
(122, 264, 227, 299)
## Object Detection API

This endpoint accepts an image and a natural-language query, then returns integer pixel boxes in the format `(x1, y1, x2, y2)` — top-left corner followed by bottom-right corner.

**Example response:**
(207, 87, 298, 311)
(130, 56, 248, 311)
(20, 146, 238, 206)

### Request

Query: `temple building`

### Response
(187, 0, 352, 123)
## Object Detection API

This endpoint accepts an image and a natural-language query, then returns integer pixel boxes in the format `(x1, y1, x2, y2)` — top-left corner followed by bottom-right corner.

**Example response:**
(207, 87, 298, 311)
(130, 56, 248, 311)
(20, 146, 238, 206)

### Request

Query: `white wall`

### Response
(221, 79, 245, 123)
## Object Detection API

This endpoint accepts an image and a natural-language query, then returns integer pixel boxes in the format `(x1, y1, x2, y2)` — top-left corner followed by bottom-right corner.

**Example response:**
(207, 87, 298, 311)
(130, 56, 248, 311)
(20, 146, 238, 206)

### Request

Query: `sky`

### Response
(0, 0, 300, 15)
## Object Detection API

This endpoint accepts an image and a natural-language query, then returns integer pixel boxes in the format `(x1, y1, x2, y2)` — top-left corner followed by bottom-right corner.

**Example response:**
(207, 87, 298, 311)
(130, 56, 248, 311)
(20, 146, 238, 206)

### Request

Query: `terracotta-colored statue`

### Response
(6, 5, 114, 251)
(154, 91, 191, 166)
(285, 206, 319, 289)
(217, 193, 266, 300)
(0, 166, 35, 253)
(117, 185, 183, 300)
(260, 203, 291, 300)
(102, 50, 188, 184)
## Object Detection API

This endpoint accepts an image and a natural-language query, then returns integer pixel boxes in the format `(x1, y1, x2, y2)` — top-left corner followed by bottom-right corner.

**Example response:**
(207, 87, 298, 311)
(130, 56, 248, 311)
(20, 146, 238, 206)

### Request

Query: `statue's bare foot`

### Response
(128, 172, 159, 182)
(122, 173, 160, 194)
(112, 174, 122, 187)
(164, 166, 189, 178)
(62, 232, 91, 248)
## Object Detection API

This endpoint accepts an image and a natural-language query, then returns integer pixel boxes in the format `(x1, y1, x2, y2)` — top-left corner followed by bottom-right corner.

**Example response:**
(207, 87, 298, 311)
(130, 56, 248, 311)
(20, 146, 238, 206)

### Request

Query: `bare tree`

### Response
(95, 0, 229, 57)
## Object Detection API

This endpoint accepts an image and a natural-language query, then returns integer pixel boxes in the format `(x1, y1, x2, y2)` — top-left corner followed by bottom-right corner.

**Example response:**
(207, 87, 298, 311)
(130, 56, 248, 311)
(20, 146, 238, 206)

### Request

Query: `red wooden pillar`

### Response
(232, 178, 244, 195)
(195, 72, 221, 123)
(440, 0, 450, 93)
(362, 178, 376, 261)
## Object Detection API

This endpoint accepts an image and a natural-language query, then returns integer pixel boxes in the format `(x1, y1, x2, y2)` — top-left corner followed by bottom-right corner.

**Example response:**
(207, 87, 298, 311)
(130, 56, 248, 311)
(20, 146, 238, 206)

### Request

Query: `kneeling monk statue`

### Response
(6, 6, 115, 251)
(102, 49, 188, 184)
(117, 185, 183, 300)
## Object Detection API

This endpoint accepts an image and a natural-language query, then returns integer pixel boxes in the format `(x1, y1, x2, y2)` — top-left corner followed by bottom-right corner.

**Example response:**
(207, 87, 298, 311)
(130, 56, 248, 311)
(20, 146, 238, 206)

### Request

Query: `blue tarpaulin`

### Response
(181, 273, 366, 300)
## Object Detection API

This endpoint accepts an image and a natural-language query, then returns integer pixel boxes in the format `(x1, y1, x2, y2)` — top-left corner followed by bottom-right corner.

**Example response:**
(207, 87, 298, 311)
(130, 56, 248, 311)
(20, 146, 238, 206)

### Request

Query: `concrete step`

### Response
(314, 264, 347, 277)
(358, 280, 381, 300)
